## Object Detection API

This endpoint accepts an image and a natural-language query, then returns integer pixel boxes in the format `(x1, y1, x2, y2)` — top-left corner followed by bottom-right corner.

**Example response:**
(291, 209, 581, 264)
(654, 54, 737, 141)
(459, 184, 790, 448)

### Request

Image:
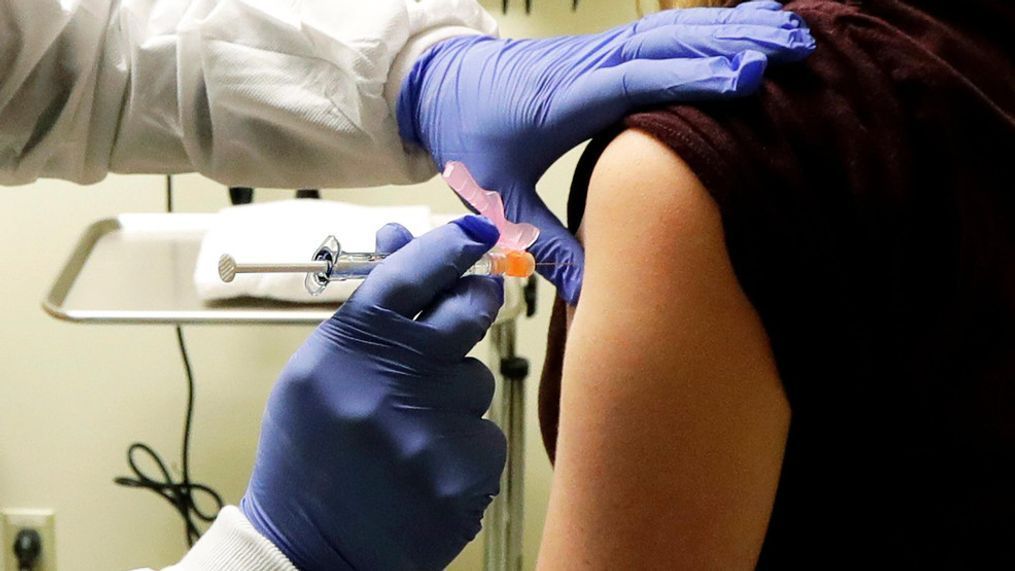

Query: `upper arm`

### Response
(537, 130, 789, 569)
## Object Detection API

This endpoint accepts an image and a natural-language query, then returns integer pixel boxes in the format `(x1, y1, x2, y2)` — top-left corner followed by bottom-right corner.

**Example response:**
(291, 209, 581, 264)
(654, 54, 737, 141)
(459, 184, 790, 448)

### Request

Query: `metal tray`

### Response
(43, 214, 525, 325)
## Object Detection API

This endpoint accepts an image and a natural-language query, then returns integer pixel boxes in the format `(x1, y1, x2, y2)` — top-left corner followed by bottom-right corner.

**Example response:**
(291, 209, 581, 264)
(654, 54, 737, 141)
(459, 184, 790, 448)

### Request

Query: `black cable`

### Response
(166, 175, 173, 211)
(114, 175, 224, 546)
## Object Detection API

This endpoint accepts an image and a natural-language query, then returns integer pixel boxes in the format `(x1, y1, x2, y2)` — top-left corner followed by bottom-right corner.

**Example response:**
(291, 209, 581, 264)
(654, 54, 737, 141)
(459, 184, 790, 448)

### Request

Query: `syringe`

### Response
(219, 235, 536, 296)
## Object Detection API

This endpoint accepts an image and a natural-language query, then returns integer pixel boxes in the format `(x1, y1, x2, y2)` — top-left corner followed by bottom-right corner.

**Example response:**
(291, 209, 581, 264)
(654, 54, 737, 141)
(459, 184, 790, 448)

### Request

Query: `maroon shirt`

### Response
(540, 1, 1015, 566)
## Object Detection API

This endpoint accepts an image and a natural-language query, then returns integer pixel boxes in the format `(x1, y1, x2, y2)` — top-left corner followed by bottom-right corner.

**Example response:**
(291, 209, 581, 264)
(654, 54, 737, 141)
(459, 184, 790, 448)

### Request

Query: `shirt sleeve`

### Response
(129, 506, 297, 571)
(0, 0, 498, 187)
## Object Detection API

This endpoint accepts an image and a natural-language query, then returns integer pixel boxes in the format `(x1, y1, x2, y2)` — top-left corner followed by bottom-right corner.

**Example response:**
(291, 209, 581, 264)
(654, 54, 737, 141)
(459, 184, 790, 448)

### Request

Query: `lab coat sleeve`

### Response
(0, 0, 498, 188)
(142, 506, 297, 571)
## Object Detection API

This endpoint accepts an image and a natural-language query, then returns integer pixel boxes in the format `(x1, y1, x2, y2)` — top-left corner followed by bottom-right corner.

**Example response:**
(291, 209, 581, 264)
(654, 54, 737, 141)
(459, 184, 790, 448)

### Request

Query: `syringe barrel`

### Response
(304, 231, 536, 296)
(327, 252, 387, 280)
(324, 251, 533, 281)
(462, 253, 497, 278)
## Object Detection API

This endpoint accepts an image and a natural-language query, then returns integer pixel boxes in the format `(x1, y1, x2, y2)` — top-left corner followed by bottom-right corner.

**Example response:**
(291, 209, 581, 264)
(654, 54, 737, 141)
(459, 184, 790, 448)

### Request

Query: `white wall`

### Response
(0, 1, 636, 569)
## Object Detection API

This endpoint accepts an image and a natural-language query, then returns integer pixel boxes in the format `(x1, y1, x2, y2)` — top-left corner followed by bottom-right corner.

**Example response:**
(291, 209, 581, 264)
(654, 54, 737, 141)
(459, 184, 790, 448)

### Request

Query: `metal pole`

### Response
(484, 321, 526, 571)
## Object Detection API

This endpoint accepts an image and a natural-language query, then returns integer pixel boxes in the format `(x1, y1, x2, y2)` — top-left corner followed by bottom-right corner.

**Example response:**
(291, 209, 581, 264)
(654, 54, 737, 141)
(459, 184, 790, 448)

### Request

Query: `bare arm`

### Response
(537, 129, 789, 569)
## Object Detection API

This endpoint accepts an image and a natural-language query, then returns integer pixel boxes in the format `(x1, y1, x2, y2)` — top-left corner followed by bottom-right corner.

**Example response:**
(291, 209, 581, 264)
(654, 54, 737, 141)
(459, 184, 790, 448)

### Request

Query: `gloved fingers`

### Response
(417, 275, 504, 360)
(375, 222, 415, 254)
(586, 49, 768, 107)
(353, 216, 500, 318)
(468, 419, 508, 491)
(440, 357, 497, 417)
(620, 23, 815, 64)
(733, 0, 786, 10)
(417, 418, 505, 543)
(633, 1, 804, 34)
(435, 418, 507, 494)
(508, 191, 585, 304)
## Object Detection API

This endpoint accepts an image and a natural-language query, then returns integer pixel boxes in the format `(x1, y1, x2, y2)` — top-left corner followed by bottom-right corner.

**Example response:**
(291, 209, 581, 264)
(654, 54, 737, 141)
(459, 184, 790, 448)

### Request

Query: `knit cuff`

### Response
(164, 506, 297, 571)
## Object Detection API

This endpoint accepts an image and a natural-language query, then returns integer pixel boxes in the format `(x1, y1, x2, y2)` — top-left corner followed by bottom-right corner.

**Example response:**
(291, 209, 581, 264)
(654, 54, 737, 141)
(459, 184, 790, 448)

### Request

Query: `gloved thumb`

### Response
(375, 223, 415, 254)
(506, 189, 585, 304)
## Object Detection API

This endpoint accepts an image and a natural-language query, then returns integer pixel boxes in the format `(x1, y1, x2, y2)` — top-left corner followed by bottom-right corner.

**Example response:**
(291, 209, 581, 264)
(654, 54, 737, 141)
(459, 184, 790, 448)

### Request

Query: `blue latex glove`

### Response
(398, 0, 815, 303)
(241, 216, 508, 571)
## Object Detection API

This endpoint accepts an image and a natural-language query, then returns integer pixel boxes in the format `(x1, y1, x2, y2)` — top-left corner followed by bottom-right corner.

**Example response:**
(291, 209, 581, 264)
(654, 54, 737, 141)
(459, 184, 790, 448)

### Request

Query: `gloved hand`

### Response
(242, 216, 508, 571)
(398, 0, 815, 303)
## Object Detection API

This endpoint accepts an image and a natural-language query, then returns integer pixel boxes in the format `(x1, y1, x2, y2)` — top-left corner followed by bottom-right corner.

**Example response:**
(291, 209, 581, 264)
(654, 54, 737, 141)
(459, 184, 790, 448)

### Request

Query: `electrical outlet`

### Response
(0, 509, 56, 571)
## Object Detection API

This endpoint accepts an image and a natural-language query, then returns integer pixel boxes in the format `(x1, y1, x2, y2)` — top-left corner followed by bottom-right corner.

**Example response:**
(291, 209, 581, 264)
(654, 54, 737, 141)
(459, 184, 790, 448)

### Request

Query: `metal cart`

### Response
(43, 213, 529, 571)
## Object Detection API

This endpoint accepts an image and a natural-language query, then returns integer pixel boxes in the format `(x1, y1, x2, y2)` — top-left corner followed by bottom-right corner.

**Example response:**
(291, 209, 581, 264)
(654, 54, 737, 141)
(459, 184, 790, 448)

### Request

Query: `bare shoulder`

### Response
(537, 129, 789, 569)
(582, 128, 723, 270)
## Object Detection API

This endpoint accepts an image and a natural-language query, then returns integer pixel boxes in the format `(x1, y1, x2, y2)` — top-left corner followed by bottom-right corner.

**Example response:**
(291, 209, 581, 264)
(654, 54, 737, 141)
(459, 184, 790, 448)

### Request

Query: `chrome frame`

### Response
(484, 322, 526, 571)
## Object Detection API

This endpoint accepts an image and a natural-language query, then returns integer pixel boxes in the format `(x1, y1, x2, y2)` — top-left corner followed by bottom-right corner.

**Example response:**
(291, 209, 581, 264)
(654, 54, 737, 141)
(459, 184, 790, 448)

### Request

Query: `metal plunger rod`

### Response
(218, 254, 328, 283)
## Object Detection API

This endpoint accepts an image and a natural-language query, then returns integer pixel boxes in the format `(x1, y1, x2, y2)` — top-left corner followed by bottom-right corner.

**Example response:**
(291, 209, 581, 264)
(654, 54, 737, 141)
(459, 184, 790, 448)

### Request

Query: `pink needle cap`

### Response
(442, 161, 540, 251)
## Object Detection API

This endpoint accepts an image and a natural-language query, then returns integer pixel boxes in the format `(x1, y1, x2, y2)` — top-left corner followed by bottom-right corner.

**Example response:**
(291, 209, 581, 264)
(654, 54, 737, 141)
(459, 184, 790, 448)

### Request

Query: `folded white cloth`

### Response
(195, 200, 433, 303)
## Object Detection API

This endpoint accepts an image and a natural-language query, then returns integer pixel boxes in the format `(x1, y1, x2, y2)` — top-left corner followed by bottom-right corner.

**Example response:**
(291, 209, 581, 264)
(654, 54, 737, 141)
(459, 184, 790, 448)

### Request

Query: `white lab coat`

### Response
(2, 1, 496, 569)
(0, 0, 497, 188)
